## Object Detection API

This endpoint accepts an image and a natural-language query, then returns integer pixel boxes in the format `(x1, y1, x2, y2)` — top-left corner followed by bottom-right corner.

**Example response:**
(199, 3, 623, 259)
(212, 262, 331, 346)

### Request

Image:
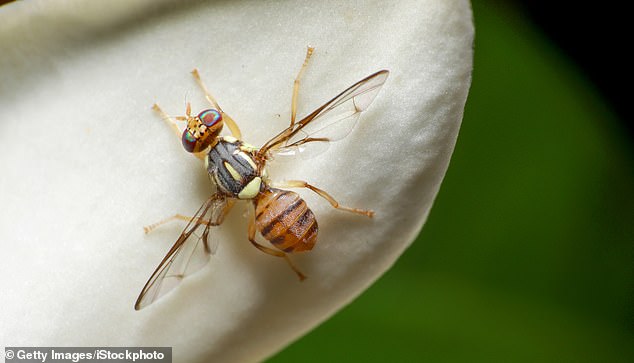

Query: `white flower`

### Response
(0, 0, 473, 361)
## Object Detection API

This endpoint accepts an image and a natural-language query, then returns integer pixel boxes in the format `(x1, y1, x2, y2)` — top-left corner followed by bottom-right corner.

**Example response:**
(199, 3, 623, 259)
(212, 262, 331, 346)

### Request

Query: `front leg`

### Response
(191, 68, 242, 140)
(152, 103, 206, 160)
(152, 103, 181, 138)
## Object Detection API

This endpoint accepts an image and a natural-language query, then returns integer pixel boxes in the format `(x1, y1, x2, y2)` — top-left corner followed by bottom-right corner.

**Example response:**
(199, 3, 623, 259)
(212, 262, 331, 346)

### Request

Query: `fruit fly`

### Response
(134, 47, 389, 310)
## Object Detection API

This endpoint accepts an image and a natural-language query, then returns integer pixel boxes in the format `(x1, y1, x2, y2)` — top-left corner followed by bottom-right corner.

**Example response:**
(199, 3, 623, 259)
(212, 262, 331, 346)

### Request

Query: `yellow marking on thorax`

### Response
(236, 151, 258, 170)
(223, 162, 242, 181)
(238, 177, 262, 199)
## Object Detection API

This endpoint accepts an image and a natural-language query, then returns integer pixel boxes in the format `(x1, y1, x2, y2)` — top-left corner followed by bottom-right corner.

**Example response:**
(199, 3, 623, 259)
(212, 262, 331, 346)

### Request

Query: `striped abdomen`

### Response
(254, 187, 318, 253)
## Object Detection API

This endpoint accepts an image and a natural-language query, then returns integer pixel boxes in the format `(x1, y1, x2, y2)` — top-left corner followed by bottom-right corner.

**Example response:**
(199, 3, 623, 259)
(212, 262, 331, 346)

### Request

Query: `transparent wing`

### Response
(134, 193, 228, 310)
(259, 70, 389, 159)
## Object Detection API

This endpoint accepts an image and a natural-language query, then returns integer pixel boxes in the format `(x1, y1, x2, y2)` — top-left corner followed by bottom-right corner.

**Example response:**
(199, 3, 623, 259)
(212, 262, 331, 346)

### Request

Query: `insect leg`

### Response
(277, 180, 374, 218)
(152, 103, 182, 138)
(143, 214, 210, 234)
(143, 199, 236, 234)
(152, 103, 206, 160)
(191, 68, 242, 140)
(248, 205, 307, 281)
(290, 46, 315, 127)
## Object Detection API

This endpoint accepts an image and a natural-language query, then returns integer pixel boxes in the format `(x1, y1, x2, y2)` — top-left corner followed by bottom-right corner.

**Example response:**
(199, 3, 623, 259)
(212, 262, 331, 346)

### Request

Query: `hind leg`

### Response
(247, 205, 306, 280)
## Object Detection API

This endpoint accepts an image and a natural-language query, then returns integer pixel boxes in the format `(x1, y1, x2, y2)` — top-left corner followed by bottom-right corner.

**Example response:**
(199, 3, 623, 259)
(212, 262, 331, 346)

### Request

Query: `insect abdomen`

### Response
(254, 188, 317, 253)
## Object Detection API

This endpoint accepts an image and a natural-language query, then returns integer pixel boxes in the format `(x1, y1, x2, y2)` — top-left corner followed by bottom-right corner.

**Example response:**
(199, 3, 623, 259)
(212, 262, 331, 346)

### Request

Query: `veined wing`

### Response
(259, 70, 389, 159)
(134, 193, 228, 310)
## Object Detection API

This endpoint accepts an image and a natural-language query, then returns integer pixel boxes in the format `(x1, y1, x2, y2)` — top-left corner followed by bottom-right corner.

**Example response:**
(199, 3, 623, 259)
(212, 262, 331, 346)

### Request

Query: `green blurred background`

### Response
(270, 1, 634, 362)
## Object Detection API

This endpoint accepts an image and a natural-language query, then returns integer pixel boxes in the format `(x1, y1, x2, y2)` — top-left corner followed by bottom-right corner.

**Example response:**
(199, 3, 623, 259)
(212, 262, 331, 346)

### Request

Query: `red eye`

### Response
(198, 109, 222, 127)
(182, 129, 198, 152)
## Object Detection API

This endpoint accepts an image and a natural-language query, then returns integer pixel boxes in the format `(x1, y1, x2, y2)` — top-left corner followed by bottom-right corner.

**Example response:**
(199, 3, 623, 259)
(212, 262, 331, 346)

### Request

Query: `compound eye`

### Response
(198, 109, 222, 127)
(182, 129, 198, 152)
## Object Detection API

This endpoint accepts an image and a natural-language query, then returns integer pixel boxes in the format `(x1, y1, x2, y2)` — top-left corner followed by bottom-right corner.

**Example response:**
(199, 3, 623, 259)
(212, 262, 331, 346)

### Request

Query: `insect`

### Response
(134, 47, 389, 310)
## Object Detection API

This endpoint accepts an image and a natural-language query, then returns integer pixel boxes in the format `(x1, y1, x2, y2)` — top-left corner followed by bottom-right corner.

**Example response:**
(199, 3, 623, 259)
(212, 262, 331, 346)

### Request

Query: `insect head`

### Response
(182, 108, 224, 152)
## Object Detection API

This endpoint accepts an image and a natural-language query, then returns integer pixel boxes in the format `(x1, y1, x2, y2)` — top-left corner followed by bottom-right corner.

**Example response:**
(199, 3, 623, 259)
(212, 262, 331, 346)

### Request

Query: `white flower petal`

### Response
(0, 0, 473, 361)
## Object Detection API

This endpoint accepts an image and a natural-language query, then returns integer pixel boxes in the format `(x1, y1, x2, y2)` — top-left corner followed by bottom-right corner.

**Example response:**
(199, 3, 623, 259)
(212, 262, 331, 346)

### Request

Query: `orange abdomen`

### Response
(254, 187, 318, 253)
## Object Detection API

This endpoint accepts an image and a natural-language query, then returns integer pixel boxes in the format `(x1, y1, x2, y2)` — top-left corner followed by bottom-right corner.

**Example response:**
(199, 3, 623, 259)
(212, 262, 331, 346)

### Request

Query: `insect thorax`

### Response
(206, 136, 262, 199)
